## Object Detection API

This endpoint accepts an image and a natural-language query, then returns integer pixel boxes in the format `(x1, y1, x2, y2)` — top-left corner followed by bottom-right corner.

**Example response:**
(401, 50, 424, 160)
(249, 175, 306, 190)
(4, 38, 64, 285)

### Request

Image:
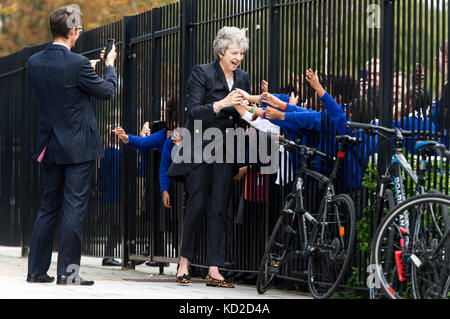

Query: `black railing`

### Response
(0, 0, 449, 291)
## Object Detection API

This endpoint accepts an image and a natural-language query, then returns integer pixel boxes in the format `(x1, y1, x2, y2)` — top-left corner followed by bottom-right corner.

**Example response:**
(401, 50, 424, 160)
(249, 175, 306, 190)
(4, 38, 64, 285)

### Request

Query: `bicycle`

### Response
(256, 135, 356, 299)
(346, 121, 432, 298)
(371, 140, 450, 299)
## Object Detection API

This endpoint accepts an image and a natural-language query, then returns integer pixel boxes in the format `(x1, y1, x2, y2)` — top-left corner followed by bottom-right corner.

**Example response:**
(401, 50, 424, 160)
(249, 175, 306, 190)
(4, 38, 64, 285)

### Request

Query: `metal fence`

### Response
(0, 0, 449, 291)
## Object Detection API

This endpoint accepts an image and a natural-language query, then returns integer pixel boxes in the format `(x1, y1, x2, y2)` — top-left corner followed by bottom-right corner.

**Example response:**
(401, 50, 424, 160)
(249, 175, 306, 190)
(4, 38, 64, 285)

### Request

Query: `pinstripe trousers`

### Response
(27, 160, 94, 276)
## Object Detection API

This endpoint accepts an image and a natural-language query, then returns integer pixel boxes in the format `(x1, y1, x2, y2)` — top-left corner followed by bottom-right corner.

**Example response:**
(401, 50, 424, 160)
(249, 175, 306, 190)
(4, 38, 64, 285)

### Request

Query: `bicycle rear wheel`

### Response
(411, 192, 450, 299)
(256, 195, 296, 294)
(307, 193, 356, 299)
(372, 193, 450, 299)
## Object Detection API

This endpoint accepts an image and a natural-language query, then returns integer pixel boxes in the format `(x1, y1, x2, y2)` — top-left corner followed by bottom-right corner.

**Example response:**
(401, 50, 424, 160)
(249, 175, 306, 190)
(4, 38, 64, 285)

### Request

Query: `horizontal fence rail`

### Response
(0, 0, 449, 293)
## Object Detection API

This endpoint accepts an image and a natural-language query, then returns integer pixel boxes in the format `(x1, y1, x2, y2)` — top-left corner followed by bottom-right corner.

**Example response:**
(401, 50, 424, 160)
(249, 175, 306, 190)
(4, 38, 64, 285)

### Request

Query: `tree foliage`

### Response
(0, 0, 177, 57)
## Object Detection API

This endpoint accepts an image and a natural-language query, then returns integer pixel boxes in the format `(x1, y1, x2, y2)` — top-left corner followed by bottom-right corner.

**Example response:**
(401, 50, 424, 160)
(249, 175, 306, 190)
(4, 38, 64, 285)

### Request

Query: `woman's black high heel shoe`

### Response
(176, 263, 191, 284)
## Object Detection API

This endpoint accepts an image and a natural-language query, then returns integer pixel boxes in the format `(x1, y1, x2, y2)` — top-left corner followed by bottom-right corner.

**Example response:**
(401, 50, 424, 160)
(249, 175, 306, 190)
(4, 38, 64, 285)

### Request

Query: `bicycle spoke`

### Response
(373, 193, 450, 299)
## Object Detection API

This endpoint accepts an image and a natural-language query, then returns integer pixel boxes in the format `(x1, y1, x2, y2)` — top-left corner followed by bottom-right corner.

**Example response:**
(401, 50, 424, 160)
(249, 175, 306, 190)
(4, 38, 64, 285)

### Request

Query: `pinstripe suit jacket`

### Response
(27, 43, 117, 165)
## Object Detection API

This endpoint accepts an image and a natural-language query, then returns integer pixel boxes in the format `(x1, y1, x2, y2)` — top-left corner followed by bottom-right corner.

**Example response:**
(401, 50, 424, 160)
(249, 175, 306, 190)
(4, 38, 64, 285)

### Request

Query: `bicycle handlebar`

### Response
(347, 121, 413, 136)
(278, 136, 328, 159)
(415, 140, 450, 159)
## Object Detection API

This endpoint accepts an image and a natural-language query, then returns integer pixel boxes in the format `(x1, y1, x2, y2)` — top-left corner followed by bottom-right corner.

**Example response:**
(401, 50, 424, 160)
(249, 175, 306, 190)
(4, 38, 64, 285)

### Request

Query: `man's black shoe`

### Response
(56, 275, 94, 286)
(102, 258, 121, 266)
(26, 274, 55, 283)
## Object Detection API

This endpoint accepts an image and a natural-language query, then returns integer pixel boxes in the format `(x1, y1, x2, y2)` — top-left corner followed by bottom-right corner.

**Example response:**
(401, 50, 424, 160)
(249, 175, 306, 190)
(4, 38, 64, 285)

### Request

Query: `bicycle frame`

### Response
(289, 142, 349, 254)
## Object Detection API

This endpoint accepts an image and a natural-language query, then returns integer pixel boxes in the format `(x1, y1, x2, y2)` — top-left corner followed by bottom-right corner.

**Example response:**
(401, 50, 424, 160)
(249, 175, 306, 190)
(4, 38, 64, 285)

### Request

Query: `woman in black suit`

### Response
(168, 26, 251, 287)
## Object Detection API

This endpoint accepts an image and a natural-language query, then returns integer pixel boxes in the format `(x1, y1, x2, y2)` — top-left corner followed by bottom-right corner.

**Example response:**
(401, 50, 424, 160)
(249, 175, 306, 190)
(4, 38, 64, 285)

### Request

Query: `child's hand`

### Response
(112, 126, 129, 143)
(261, 80, 268, 93)
(305, 69, 326, 98)
(305, 69, 320, 90)
(261, 92, 284, 109)
(289, 92, 299, 105)
(266, 106, 284, 120)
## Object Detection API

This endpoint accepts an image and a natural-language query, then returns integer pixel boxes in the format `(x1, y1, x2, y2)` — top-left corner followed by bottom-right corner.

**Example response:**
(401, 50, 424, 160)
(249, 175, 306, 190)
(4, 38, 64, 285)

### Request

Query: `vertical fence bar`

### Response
(268, 0, 281, 93)
(180, 0, 194, 125)
(378, 0, 395, 182)
(179, 0, 194, 257)
(121, 14, 138, 268)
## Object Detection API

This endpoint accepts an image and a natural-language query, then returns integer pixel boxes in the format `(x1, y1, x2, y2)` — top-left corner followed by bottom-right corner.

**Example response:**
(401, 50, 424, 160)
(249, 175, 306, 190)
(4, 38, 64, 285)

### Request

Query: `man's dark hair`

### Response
(330, 75, 359, 105)
(165, 97, 179, 128)
(408, 87, 432, 115)
(349, 97, 376, 123)
(279, 84, 296, 95)
(50, 5, 82, 39)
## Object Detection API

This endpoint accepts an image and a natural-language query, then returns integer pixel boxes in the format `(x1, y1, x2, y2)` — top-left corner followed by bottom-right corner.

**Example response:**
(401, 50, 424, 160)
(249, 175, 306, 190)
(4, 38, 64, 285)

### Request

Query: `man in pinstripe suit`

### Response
(26, 5, 117, 285)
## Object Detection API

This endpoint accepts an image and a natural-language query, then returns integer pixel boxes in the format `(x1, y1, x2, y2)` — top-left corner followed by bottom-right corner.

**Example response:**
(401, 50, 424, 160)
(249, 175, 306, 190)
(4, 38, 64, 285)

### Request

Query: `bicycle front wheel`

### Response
(256, 195, 296, 294)
(307, 193, 356, 299)
(372, 193, 450, 299)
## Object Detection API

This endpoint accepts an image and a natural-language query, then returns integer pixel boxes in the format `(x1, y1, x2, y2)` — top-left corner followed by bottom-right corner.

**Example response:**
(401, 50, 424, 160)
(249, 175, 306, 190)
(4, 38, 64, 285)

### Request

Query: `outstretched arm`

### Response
(306, 68, 346, 135)
(79, 57, 117, 100)
(159, 137, 173, 208)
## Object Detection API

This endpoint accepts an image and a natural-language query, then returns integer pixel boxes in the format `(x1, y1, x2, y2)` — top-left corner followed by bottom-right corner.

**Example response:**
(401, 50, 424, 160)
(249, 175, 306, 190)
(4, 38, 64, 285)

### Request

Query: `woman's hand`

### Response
(112, 126, 129, 143)
(140, 122, 151, 137)
(261, 92, 284, 109)
(162, 191, 171, 208)
(234, 88, 261, 104)
(214, 90, 244, 111)
(233, 102, 247, 117)
(266, 106, 284, 120)
(234, 88, 250, 101)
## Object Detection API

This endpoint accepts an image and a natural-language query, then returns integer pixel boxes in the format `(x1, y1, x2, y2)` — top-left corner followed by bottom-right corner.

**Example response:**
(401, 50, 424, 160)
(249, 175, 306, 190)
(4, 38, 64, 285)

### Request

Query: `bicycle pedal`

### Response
(268, 263, 281, 275)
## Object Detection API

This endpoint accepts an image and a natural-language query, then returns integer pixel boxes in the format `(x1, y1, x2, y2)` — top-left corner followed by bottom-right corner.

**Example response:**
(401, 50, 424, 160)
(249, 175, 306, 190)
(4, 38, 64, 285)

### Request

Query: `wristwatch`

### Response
(280, 113, 285, 121)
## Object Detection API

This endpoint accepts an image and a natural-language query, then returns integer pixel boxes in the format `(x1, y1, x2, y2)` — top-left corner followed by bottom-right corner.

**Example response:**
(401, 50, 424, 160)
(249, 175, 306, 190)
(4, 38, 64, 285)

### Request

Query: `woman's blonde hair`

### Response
(213, 26, 249, 60)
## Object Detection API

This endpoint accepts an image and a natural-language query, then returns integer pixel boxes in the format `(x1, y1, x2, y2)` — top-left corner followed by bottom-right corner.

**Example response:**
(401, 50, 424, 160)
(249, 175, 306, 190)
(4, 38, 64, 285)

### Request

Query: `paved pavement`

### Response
(0, 246, 311, 299)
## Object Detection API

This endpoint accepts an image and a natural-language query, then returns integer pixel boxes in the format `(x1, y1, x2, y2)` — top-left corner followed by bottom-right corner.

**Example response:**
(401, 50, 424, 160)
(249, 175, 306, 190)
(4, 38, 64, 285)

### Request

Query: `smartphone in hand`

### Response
(104, 39, 115, 60)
